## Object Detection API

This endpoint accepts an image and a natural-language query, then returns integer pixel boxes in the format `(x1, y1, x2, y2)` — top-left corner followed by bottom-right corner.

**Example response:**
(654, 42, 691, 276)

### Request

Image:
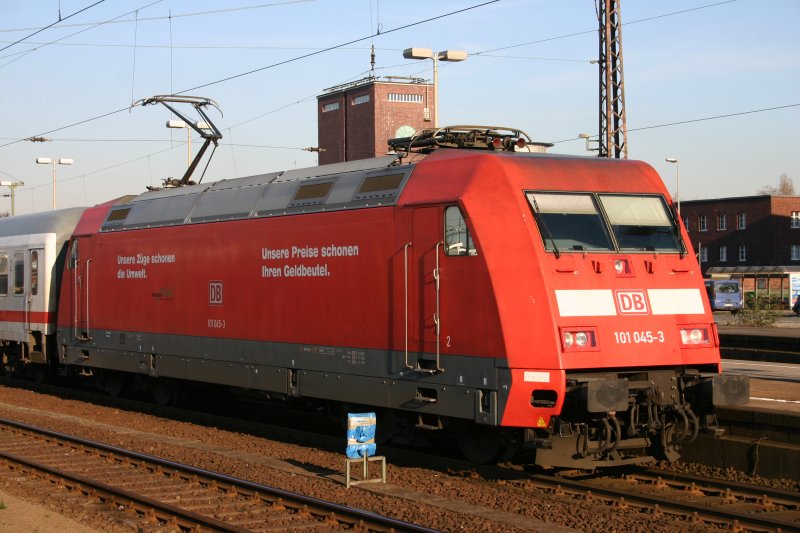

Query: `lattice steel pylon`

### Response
(597, 0, 628, 159)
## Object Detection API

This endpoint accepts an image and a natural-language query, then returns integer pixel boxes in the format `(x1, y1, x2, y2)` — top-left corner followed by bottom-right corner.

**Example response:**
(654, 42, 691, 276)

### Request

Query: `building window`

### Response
(792, 244, 800, 261)
(737, 213, 746, 230)
(352, 94, 370, 106)
(792, 212, 800, 228)
(699, 215, 707, 232)
(738, 244, 747, 261)
(682, 216, 689, 230)
(388, 93, 423, 103)
(699, 245, 708, 262)
(717, 213, 726, 231)
(719, 245, 727, 262)
(321, 101, 339, 112)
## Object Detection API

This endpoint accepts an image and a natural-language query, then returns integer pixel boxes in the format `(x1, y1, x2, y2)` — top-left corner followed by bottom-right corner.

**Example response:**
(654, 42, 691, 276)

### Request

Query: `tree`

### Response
(757, 173, 795, 195)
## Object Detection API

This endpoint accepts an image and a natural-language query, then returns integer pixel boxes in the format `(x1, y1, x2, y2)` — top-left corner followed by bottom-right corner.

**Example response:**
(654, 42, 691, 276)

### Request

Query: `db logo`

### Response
(614, 289, 649, 315)
(209, 281, 223, 305)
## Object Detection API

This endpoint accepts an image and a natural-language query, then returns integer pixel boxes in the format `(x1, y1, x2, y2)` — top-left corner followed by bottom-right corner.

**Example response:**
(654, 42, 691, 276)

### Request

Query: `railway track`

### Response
(0, 417, 435, 533)
(528, 467, 800, 533)
(2, 375, 798, 531)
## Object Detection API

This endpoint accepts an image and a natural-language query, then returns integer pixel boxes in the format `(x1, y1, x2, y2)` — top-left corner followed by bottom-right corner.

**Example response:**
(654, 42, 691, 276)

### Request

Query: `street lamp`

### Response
(35, 157, 72, 211)
(167, 119, 210, 166)
(578, 133, 599, 153)
(666, 157, 680, 215)
(403, 47, 468, 127)
(0, 180, 24, 216)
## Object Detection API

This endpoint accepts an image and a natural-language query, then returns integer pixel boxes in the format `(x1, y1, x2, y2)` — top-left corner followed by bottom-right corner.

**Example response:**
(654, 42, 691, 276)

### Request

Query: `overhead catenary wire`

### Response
(0, 0, 314, 33)
(0, 0, 163, 70)
(5, 0, 784, 209)
(0, 0, 107, 53)
(550, 103, 800, 144)
(176, 0, 498, 94)
(472, 0, 738, 56)
(0, 0, 498, 150)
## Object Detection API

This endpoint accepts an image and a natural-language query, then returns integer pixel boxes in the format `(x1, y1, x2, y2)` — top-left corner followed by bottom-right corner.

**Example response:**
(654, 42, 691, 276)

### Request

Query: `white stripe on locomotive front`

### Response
(554, 288, 704, 317)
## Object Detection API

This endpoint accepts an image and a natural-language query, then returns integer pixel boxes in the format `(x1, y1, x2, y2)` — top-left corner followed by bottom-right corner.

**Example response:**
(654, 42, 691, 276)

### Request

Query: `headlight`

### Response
(575, 332, 589, 346)
(563, 332, 574, 348)
(679, 326, 711, 347)
(560, 328, 598, 352)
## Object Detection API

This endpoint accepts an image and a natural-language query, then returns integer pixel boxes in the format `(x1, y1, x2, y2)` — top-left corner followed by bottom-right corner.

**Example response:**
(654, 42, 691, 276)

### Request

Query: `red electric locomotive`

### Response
(1, 126, 748, 467)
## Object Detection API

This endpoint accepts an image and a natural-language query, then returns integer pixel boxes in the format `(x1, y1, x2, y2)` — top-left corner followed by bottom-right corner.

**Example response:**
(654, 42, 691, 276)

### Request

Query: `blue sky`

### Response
(1, 0, 798, 214)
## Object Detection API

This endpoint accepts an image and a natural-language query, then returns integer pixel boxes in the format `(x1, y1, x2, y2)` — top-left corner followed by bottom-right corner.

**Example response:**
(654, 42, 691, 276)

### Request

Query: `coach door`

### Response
(25, 249, 44, 333)
(412, 207, 443, 372)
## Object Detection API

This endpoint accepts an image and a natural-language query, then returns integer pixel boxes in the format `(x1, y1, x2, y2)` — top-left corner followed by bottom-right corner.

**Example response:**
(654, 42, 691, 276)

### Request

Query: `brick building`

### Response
(681, 195, 800, 304)
(317, 77, 434, 165)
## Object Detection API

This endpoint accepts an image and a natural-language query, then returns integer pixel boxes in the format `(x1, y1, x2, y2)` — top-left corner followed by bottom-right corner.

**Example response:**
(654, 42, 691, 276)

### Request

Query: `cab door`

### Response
(68, 238, 91, 340)
(412, 207, 442, 371)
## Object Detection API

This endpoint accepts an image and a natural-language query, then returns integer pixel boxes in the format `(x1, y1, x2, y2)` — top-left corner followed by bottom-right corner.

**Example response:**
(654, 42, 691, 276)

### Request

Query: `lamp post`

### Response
(666, 157, 680, 215)
(167, 119, 210, 166)
(0, 180, 24, 216)
(35, 157, 72, 211)
(578, 133, 599, 153)
(403, 47, 468, 128)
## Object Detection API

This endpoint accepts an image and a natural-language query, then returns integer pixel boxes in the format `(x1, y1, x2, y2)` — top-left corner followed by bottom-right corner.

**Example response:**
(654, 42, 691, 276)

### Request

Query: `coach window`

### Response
(444, 206, 476, 256)
(0, 254, 7, 296)
(13, 252, 24, 296)
(30, 250, 38, 296)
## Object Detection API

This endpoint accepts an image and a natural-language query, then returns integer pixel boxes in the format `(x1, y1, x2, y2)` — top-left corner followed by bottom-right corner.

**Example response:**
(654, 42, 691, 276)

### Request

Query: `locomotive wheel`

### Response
(150, 379, 175, 406)
(456, 426, 503, 464)
(102, 371, 127, 398)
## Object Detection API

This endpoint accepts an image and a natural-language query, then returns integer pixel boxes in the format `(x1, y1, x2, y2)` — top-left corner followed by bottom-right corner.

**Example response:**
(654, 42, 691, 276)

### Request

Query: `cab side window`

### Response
(0, 254, 7, 296)
(444, 206, 477, 256)
(69, 239, 78, 269)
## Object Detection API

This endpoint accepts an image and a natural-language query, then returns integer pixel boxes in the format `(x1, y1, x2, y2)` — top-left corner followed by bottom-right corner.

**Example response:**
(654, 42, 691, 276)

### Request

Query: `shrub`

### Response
(736, 293, 782, 327)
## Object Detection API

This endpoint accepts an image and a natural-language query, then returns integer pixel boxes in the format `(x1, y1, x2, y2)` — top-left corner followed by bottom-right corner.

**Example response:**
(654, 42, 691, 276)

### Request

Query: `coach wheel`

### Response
(32, 364, 47, 385)
(150, 379, 175, 406)
(456, 426, 503, 464)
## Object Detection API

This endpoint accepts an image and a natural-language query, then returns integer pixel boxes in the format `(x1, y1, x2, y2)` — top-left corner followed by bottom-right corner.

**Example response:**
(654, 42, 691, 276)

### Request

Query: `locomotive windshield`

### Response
(598, 194, 682, 252)
(527, 192, 683, 254)
(526, 193, 614, 252)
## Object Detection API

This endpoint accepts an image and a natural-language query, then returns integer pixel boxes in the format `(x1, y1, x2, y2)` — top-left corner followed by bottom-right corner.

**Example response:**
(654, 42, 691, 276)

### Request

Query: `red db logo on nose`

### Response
(614, 290, 649, 314)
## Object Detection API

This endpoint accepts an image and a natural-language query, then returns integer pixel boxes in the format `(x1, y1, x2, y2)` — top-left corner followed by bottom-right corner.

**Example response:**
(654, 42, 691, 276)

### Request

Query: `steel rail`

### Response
(0, 417, 438, 533)
(637, 467, 800, 504)
(526, 471, 799, 532)
(0, 448, 250, 533)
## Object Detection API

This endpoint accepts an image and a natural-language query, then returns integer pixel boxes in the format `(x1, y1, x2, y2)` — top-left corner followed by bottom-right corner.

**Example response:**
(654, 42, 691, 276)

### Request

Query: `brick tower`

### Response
(317, 77, 434, 165)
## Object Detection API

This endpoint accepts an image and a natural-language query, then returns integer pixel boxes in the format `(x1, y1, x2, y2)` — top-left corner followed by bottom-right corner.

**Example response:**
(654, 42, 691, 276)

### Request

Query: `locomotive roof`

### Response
(100, 154, 411, 232)
(96, 149, 654, 233)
